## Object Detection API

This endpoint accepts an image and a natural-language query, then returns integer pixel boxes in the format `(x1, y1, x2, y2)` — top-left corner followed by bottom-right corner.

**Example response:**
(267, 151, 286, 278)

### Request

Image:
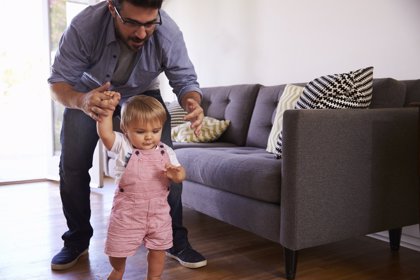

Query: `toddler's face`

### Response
(125, 119, 163, 150)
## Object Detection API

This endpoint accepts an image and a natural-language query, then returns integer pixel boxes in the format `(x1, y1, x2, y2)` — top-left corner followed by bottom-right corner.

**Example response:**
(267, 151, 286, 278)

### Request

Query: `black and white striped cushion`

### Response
(167, 101, 187, 128)
(296, 66, 374, 109)
(274, 66, 374, 159)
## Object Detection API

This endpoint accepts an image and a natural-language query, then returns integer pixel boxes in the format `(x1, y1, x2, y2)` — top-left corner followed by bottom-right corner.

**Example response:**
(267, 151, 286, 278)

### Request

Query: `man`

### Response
(48, 0, 206, 271)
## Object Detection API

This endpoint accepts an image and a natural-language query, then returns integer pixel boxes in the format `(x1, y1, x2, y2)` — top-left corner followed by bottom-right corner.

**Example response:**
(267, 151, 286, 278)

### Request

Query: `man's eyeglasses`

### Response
(113, 5, 162, 30)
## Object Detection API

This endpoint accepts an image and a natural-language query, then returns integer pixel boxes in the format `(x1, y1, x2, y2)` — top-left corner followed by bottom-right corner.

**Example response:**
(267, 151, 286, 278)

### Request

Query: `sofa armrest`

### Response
(280, 108, 420, 251)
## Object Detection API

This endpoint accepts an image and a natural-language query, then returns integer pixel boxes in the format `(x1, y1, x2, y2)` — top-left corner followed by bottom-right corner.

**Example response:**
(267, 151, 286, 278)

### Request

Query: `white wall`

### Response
(160, 0, 420, 100)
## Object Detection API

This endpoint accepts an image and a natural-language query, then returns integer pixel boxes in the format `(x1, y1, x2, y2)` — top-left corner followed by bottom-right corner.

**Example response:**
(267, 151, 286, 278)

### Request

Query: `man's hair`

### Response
(120, 95, 167, 131)
(114, 0, 163, 9)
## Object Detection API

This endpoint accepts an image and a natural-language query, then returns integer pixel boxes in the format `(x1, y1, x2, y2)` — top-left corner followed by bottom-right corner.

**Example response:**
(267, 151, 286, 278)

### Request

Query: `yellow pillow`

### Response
(266, 84, 304, 153)
(171, 117, 230, 143)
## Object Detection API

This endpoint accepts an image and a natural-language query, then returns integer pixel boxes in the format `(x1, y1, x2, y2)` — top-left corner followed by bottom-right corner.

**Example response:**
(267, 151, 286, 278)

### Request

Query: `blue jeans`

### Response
(58, 90, 189, 252)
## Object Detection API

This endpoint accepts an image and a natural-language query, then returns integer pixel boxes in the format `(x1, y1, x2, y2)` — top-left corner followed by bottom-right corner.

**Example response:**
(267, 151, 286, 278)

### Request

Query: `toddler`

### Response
(97, 93, 186, 280)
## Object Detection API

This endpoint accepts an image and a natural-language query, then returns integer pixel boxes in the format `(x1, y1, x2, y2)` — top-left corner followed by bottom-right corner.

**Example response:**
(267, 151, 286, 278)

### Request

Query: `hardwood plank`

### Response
(0, 179, 419, 280)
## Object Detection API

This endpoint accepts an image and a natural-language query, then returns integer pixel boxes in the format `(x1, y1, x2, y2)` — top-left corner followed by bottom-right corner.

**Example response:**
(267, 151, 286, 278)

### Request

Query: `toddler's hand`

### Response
(103, 91, 121, 107)
(164, 163, 186, 183)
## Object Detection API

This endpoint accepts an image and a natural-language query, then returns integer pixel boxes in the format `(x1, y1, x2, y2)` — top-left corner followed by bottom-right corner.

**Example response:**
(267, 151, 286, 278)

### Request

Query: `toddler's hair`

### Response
(120, 95, 167, 131)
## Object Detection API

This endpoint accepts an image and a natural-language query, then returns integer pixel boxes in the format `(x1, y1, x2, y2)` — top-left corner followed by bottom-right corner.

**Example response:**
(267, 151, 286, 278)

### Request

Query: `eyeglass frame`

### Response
(112, 3, 162, 30)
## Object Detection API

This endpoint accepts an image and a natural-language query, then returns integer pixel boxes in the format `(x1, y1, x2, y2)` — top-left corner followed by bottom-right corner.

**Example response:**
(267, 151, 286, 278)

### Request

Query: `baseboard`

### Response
(368, 224, 420, 252)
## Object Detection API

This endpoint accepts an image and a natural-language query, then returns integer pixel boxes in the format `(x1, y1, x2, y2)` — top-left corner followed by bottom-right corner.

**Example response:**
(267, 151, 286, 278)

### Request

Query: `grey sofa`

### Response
(172, 78, 420, 279)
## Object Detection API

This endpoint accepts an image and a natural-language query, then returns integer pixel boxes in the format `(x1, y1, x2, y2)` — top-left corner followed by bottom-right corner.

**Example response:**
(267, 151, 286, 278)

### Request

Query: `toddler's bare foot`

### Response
(108, 269, 123, 280)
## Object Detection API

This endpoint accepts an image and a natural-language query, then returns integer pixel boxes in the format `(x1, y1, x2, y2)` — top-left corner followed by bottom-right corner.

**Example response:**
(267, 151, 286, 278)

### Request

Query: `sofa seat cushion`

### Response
(175, 147, 282, 204)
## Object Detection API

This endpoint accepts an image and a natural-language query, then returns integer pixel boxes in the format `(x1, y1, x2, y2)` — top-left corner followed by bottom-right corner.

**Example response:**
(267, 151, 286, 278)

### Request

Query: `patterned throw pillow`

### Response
(167, 101, 187, 128)
(171, 117, 230, 143)
(266, 84, 304, 154)
(274, 66, 374, 158)
(296, 66, 374, 109)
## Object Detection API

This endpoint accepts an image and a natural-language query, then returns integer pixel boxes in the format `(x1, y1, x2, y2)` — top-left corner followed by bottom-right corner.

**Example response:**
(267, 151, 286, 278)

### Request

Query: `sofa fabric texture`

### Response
(280, 108, 419, 249)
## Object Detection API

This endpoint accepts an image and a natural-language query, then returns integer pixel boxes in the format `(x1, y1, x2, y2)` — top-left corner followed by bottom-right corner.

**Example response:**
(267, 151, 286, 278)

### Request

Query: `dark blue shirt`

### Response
(48, 1, 201, 102)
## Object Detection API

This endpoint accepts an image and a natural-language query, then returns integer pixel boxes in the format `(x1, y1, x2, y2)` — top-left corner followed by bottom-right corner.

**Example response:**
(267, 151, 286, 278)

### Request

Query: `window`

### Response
(0, 0, 50, 183)
(0, 0, 101, 183)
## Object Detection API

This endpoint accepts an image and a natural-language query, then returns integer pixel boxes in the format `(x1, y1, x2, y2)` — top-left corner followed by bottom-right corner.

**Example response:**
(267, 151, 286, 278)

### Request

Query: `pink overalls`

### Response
(105, 144, 173, 258)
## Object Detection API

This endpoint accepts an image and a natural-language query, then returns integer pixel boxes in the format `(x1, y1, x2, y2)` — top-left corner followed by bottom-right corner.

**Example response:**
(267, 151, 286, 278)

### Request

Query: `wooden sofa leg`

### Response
(388, 228, 402, 251)
(283, 247, 297, 280)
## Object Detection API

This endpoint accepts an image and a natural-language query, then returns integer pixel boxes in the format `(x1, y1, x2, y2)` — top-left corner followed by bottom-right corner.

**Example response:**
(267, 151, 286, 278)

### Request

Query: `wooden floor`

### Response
(1, 179, 420, 280)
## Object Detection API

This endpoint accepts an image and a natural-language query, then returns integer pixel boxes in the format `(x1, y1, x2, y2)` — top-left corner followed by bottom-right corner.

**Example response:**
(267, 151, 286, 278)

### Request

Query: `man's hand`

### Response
(183, 98, 204, 136)
(79, 82, 121, 121)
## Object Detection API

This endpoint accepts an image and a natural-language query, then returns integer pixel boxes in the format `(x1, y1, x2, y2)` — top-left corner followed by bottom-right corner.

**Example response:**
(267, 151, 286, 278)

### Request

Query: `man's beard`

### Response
(129, 36, 146, 45)
(116, 28, 150, 51)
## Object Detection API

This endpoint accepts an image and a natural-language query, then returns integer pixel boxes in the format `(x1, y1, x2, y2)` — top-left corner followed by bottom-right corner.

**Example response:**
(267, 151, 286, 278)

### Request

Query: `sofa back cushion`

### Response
(201, 84, 260, 146)
(370, 78, 407, 108)
(402, 79, 420, 105)
(246, 85, 287, 148)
